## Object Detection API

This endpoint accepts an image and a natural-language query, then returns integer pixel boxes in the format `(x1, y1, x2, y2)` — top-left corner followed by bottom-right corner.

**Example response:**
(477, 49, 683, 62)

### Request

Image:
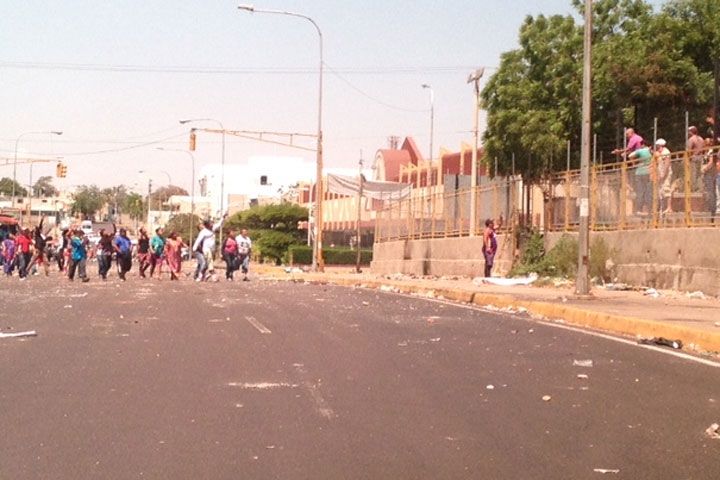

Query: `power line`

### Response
(0, 59, 494, 76)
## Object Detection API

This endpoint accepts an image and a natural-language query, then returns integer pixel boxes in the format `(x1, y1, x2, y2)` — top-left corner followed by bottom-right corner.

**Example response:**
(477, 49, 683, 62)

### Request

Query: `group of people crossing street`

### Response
(0, 214, 252, 284)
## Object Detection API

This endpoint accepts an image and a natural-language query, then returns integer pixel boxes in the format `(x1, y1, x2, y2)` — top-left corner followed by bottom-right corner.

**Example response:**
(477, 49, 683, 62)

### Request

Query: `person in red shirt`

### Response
(15, 228, 33, 280)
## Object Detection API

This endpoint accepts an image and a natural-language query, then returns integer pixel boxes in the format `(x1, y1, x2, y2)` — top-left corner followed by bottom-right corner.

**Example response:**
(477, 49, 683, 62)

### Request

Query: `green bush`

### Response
(590, 237, 617, 282)
(288, 246, 373, 265)
(510, 232, 577, 278)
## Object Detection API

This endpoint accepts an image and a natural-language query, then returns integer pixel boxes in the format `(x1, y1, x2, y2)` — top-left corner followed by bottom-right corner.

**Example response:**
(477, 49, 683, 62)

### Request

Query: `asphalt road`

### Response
(1, 271, 719, 479)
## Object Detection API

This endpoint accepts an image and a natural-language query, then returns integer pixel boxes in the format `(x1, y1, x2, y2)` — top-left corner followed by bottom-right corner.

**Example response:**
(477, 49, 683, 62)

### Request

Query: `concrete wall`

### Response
(545, 229, 720, 296)
(371, 233, 513, 278)
(373, 228, 720, 296)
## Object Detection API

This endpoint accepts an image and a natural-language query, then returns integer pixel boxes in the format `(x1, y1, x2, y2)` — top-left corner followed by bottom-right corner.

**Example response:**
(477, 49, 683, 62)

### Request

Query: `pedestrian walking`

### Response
(97, 224, 117, 280)
(192, 213, 227, 282)
(149, 227, 166, 280)
(164, 231, 185, 281)
(15, 228, 33, 280)
(26, 216, 50, 277)
(2, 233, 16, 276)
(114, 228, 133, 281)
(482, 219, 496, 278)
(222, 230, 238, 281)
(235, 228, 252, 282)
(67, 229, 89, 282)
(136, 228, 151, 278)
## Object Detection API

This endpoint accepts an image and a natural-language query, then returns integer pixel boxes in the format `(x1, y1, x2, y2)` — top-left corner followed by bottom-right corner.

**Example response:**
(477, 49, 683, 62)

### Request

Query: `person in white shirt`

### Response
(192, 213, 227, 281)
(235, 228, 252, 281)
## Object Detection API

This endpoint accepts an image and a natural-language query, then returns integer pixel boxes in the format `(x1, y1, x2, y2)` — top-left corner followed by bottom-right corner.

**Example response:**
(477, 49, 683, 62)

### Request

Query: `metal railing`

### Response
(374, 146, 719, 243)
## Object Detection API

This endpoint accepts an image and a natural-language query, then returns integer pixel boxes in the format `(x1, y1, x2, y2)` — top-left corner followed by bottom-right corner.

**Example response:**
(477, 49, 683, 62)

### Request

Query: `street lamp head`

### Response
(238, 4, 255, 12)
(179, 119, 191, 125)
(421, 83, 431, 89)
(51, 131, 63, 136)
(467, 67, 485, 84)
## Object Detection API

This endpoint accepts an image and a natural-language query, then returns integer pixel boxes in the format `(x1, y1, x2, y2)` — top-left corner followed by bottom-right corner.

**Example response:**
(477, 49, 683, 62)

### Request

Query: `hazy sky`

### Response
(0, 0, 665, 194)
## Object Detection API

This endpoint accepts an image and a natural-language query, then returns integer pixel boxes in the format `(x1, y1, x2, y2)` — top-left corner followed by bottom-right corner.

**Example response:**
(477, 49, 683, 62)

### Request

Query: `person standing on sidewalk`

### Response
(113, 228, 133, 281)
(68, 229, 89, 282)
(688, 126, 706, 191)
(235, 228, 252, 282)
(482, 219, 496, 278)
(654, 139, 673, 214)
(2, 233, 16, 276)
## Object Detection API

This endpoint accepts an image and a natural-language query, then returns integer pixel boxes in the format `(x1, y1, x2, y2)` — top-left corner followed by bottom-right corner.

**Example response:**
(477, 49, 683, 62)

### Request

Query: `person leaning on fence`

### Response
(628, 140, 653, 215)
(701, 136, 718, 219)
(611, 128, 643, 158)
(688, 126, 706, 191)
(482, 219, 497, 278)
(654, 139, 673, 214)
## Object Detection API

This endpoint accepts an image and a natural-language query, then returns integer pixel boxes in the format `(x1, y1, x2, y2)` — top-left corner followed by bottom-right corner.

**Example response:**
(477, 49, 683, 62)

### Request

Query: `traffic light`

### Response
(56, 162, 67, 178)
(189, 131, 196, 151)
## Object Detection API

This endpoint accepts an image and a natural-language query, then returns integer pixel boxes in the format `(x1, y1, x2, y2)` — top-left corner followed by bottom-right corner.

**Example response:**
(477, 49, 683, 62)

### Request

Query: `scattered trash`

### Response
(486, 385, 495, 390)
(644, 288, 660, 298)
(474, 273, 538, 286)
(361, 301, 370, 306)
(686, 291, 707, 300)
(638, 337, 683, 350)
(0, 330, 37, 339)
(68, 292, 88, 298)
(714, 322, 720, 328)
(577, 374, 589, 380)
(573, 359, 594, 368)
(64, 305, 73, 309)
(429, 338, 441, 343)
(706, 423, 720, 440)
(542, 395, 552, 402)
(593, 468, 620, 474)
(603, 283, 632, 291)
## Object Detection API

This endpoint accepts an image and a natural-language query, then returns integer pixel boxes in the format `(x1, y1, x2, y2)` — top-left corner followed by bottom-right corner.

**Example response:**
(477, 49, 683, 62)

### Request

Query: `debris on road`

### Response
(706, 423, 720, 440)
(577, 374, 589, 380)
(542, 395, 552, 402)
(686, 291, 707, 300)
(361, 301, 370, 306)
(573, 359, 594, 368)
(486, 385, 495, 390)
(473, 273, 538, 287)
(593, 468, 620, 474)
(603, 283, 632, 291)
(0, 330, 37, 339)
(644, 288, 660, 298)
(638, 337, 683, 349)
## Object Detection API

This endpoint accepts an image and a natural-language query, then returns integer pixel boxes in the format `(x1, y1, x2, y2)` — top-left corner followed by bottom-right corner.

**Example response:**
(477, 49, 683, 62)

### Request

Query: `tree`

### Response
(71, 185, 106, 219)
(124, 193, 146, 222)
(166, 213, 202, 244)
(150, 185, 189, 210)
(32, 176, 59, 197)
(0, 177, 27, 197)
(225, 203, 308, 264)
(102, 185, 129, 220)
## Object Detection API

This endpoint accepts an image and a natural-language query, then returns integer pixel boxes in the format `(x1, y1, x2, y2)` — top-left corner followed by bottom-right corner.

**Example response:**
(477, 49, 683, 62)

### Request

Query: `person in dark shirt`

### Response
(113, 228, 133, 281)
(97, 224, 117, 280)
(136, 228, 150, 278)
(26, 216, 49, 276)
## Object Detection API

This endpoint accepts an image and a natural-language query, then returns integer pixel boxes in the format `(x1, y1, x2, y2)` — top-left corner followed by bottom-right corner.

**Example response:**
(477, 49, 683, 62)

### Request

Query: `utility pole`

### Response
(356, 152, 364, 273)
(576, 0, 592, 296)
(146, 179, 153, 230)
(467, 68, 485, 236)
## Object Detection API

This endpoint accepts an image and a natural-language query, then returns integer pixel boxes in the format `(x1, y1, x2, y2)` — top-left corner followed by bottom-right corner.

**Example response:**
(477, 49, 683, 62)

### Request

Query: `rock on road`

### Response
(0, 274, 718, 479)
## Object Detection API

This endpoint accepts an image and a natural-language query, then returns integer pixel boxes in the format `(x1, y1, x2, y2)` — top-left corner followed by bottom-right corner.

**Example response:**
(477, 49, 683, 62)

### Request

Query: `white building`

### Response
(199, 156, 315, 215)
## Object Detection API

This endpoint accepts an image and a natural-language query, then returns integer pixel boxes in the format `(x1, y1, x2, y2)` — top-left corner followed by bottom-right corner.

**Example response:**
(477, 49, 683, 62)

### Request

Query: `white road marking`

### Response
(373, 289, 720, 369)
(227, 382, 297, 389)
(293, 364, 336, 420)
(245, 316, 272, 334)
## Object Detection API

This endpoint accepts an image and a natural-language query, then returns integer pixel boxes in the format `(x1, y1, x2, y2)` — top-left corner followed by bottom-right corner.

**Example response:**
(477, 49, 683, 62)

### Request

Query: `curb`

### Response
(264, 272, 720, 355)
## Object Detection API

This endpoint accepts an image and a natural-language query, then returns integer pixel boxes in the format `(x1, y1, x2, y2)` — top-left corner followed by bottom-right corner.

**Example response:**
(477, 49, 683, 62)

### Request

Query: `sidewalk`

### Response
(255, 266, 720, 355)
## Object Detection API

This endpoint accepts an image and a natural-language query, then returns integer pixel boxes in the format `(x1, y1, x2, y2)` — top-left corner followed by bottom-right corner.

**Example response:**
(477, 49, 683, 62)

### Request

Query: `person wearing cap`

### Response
(688, 126, 705, 191)
(654, 139, 673, 214)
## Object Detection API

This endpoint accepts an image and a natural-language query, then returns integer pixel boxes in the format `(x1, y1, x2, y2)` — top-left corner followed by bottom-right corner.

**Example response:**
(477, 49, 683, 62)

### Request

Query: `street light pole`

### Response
(467, 68, 485, 236)
(421, 84, 434, 162)
(157, 148, 196, 250)
(238, 4, 324, 272)
(576, 0, 593, 296)
(12, 130, 62, 212)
